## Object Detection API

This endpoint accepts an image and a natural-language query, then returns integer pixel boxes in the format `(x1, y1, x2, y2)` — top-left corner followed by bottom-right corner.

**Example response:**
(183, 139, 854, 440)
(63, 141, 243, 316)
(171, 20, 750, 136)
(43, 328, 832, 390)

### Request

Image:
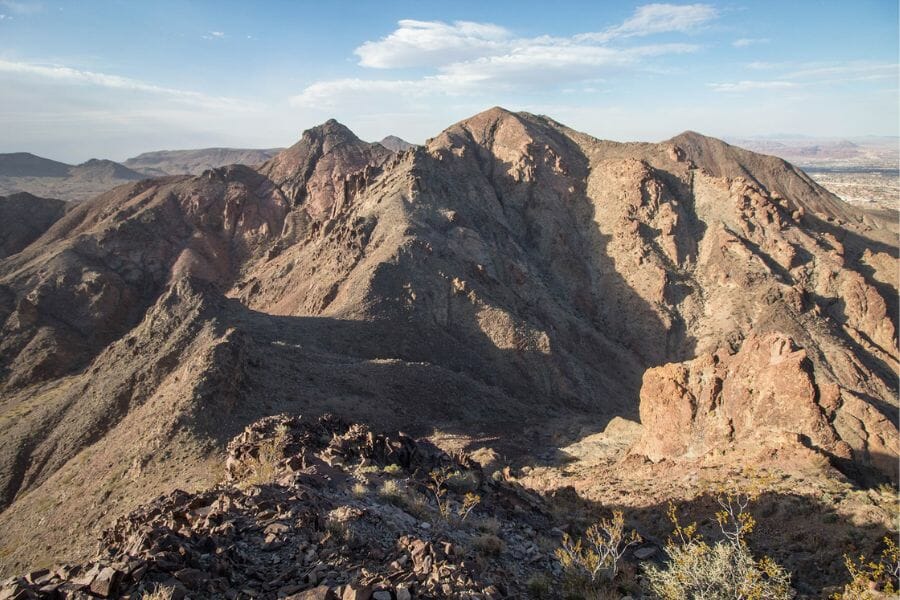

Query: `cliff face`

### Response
(0, 108, 896, 573)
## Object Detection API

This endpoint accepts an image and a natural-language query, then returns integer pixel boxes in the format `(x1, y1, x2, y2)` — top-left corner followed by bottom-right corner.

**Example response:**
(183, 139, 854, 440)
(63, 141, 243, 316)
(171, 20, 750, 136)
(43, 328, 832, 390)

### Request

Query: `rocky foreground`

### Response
(0, 415, 599, 600)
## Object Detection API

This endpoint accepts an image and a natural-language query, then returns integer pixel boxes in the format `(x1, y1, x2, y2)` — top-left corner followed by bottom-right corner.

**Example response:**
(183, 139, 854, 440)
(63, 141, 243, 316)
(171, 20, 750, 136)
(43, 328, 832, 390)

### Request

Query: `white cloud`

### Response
(0, 59, 256, 111)
(202, 31, 225, 40)
(354, 5, 715, 70)
(291, 41, 700, 108)
(297, 6, 714, 107)
(435, 42, 698, 88)
(732, 38, 770, 47)
(355, 19, 511, 69)
(291, 78, 434, 107)
(708, 80, 798, 92)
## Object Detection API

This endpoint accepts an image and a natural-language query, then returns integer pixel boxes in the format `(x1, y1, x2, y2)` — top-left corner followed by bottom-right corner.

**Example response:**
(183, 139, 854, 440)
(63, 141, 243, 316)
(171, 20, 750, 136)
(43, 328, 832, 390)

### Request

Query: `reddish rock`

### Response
(88, 566, 120, 598)
(287, 586, 336, 600)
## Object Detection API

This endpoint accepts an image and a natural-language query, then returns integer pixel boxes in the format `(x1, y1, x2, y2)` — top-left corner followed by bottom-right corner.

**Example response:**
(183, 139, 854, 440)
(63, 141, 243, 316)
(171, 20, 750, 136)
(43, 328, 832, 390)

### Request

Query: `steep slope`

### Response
(124, 147, 284, 176)
(0, 192, 67, 259)
(0, 108, 896, 576)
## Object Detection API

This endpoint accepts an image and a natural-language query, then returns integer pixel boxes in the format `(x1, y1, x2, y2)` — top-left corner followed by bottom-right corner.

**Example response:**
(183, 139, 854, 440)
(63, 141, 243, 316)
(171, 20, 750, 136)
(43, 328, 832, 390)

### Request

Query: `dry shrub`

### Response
(474, 533, 505, 556)
(644, 490, 793, 600)
(241, 424, 288, 487)
(555, 510, 640, 598)
(831, 536, 899, 599)
(140, 586, 175, 600)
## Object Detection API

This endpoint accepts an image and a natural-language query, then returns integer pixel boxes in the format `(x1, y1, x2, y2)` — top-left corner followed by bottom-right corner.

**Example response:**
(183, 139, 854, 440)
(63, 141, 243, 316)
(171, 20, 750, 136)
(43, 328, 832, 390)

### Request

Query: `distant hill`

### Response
(728, 136, 898, 169)
(69, 158, 144, 182)
(0, 192, 67, 258)
(124, 147, 283, 176)
(0, 153, 144, 202)
(0, 153, 72, 178)
(379, 135, 417, 152)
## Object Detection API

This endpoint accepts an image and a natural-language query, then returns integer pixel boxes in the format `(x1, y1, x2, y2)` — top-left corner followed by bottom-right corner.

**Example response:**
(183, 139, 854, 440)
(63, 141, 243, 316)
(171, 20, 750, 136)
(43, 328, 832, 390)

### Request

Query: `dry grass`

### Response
(139, 586, 175, 600)
(473, 533, 505, 556)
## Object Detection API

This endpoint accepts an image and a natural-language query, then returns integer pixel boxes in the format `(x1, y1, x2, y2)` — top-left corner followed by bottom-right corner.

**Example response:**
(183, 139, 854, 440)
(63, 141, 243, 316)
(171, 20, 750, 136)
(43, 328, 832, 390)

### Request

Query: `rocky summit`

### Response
(0, 108, 896, 597)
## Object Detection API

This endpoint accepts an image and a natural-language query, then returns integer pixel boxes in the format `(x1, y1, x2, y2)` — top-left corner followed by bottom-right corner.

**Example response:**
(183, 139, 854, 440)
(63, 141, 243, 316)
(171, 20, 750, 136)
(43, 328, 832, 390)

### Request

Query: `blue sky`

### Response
(0, 0, 897, 162)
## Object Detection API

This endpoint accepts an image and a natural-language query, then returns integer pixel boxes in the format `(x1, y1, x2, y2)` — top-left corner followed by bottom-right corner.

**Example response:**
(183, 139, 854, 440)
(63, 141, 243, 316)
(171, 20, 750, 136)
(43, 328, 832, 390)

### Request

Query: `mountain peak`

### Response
(300, 119, 362, 148)
(379, 135, 416, 153)
(259, 119, 392, 215)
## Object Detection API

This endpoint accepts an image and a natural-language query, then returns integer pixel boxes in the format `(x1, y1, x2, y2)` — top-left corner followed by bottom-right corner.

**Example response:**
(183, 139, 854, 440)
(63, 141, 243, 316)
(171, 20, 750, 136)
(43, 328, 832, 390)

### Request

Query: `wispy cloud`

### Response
(711, 61, 898, 93)
(202, 30, 225, 40)
(708, 80, 797, 93)
(0, 59, 256, 111)
(732, 37, 769, 47)
(293, 4, 715, 108)
(578, 3, 718, 42)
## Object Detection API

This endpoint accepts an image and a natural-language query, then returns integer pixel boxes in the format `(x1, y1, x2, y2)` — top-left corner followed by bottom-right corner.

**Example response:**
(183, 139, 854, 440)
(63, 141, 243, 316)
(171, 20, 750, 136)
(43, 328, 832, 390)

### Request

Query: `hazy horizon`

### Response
(1, 0, 897, 163)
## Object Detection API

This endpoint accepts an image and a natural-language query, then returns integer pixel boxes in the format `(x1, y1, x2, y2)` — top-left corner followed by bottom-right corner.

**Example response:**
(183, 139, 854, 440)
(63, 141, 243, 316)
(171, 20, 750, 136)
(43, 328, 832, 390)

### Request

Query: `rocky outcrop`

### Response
(634, 332, 897, 482)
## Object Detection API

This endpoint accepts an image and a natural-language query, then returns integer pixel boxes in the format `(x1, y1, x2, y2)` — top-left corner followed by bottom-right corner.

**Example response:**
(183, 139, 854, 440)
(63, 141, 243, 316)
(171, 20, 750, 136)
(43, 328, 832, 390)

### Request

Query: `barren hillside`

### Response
(0, 109, 896, 595)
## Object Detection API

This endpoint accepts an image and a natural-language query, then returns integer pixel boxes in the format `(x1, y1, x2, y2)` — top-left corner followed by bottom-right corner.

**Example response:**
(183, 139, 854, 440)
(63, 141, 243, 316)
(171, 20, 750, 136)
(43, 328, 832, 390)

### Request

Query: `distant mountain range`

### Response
(0, 137, 417, 202)
(726, 135, 899, 169)
(0, 153, 145, 202)
(123, 147, 284, 177)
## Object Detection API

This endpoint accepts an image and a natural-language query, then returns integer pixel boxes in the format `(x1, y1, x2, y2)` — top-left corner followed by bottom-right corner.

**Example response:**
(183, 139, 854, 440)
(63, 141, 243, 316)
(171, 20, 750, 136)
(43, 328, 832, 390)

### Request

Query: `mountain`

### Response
(0, 154, 144, 202)
(0, 153, 72, 178)
(124, 147, 284, 176)
(0, 192, 67, 258)
(379, 135, 417, 152)
(0, 108, 896, 593)
(68, 158, 144, 182)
